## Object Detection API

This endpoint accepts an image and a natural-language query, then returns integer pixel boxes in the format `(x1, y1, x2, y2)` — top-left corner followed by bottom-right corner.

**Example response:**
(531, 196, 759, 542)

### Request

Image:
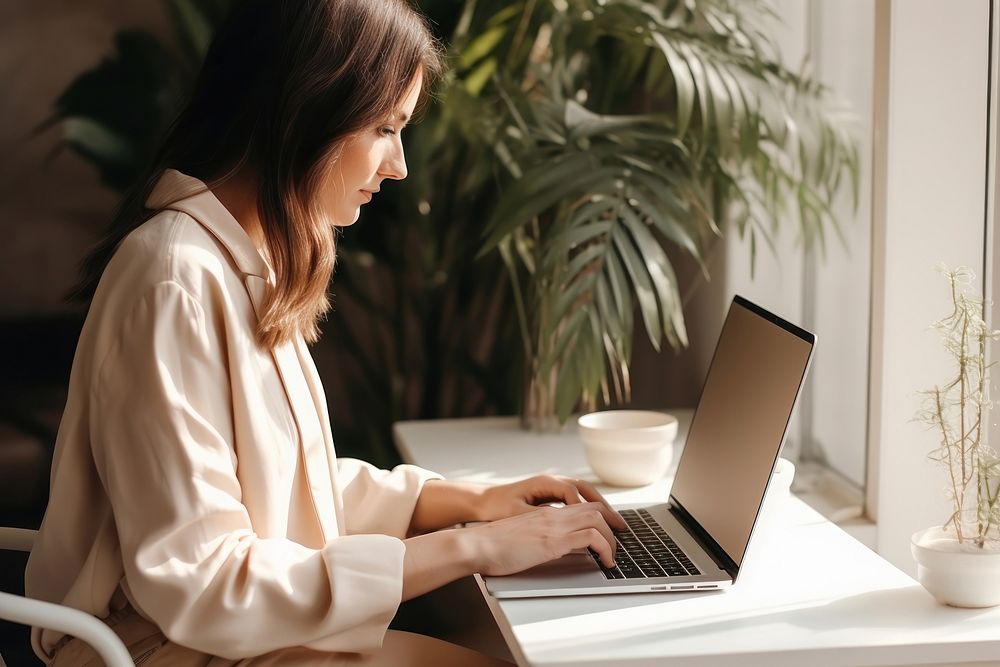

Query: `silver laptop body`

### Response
(483, 295, 816, 598)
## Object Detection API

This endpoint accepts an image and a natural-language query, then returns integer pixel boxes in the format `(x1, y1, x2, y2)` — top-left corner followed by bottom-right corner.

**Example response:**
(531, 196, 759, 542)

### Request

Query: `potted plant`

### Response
(913, 265, 1000, 608)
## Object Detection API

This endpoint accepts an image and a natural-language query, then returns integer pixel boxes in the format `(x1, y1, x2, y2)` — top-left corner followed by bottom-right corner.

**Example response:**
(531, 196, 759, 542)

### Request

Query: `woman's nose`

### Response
(381, 145, 407, 181)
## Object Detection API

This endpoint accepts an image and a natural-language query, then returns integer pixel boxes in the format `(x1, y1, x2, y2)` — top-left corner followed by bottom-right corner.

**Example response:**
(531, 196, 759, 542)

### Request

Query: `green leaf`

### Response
(642, 42, 670, 97)
(619, 206, 685, 348)
(479, 157, 619, 255)
(552, 271, 598, 325)
(595, 277, 625, 341)
(567, 197, 618, 228)
(167, 0, 214, 65)
(679, 42, 713, 144)
(651, 32, 695, 138)
(555, 353, 583, 424)
(512, 227, 536, 275)
(612, 225, 662, 351)
(604, 246, 631, 326)
(498, 237, 536, 362)
(61, 117, 135, 164)
(627, 183, 703, 265)
(704, 60, 734, 155)
(459, 25, 507, 70)
(562, 242, 608, 287)
(540, 218, 613, 273)
(716, 65, 752, 146)
(568, 311, 601, 409)
(544, 307, 588, 377)
(564, 100, 674, 143)
(486, 3, 523, 28)
(464, 57, 498, 96)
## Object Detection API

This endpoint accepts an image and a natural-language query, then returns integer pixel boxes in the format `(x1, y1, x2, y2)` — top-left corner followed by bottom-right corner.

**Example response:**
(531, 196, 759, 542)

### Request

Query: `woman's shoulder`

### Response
(98, 208, 240, 309)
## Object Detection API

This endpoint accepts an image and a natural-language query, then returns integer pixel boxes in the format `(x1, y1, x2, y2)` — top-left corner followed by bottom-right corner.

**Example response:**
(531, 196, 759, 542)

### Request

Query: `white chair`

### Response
(0, 527, 133, 667)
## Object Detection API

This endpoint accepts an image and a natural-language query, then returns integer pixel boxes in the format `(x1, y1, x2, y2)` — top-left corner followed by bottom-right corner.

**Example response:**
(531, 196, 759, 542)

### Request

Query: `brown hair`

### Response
(68, 0, 444, 348)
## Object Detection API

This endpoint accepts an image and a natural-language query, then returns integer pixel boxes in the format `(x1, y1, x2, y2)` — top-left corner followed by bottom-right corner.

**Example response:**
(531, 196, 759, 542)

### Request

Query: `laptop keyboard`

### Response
(595, 509, 701, 579)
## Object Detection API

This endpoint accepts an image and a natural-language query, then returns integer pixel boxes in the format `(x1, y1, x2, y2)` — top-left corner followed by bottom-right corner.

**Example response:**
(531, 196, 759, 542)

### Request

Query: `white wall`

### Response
(873, 0, 991, 574)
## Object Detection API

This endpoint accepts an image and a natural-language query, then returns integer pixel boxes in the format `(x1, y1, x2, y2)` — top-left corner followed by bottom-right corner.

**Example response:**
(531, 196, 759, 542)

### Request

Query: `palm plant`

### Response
(460, 0, 858, 426)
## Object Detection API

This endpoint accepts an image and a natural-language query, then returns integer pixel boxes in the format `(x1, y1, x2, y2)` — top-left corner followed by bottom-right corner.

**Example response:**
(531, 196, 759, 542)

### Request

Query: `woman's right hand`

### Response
(402, 501, 622, 600)
(464, 501, 621, 576)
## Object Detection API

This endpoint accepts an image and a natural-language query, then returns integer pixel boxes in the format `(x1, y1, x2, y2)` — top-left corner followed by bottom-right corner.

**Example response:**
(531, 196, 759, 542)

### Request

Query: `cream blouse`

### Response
(25, 169, 441, 661)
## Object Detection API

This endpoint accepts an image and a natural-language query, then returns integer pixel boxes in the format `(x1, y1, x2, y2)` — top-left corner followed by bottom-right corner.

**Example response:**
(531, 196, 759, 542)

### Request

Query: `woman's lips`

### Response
(360, 190, 373, 203)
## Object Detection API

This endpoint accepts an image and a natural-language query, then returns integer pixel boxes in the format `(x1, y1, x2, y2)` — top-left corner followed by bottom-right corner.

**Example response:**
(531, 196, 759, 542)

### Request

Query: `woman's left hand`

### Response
(476, 475, 627, 530)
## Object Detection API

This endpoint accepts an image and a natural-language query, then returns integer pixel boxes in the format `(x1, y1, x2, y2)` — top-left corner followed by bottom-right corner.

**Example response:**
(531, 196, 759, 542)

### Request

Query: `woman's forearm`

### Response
(408, 479, 487, 534)
(401, 528, 479, 600)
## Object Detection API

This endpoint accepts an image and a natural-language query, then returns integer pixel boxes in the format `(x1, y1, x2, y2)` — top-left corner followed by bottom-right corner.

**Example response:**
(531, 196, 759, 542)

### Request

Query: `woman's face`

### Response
(320, 70, 423, 227)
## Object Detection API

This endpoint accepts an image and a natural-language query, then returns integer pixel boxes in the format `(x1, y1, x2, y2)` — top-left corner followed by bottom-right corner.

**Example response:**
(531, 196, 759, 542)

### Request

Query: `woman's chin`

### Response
(331, 209, 361, 228)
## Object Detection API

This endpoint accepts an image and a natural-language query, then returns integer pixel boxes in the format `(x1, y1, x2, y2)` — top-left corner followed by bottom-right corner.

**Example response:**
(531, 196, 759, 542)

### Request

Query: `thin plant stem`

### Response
(919, 266, 1000, 547)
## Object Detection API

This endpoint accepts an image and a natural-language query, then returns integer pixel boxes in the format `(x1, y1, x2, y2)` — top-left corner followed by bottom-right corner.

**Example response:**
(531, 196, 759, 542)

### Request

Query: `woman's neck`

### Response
(212, 172, 266, 252)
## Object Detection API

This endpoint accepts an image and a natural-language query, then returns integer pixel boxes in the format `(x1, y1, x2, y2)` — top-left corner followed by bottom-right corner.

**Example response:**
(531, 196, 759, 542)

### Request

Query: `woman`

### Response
(25, 0, 624, 664)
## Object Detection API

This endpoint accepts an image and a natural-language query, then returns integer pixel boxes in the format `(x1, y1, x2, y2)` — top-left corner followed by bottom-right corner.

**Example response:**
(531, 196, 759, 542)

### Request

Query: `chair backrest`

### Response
(0, 527, 37, 553)
(0, 527, 134, 667)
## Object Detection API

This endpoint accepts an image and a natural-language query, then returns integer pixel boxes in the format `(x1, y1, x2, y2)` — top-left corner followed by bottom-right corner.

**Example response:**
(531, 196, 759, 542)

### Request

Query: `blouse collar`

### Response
(145, 168, 272, 281)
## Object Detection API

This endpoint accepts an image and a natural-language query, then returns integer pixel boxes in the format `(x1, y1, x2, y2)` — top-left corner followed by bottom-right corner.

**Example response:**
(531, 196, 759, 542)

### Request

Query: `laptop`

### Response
(483, 295, 816, 598)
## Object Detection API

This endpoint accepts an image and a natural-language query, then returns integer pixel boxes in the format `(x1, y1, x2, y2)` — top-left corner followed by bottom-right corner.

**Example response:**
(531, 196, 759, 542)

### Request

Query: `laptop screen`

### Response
(669, 296, 814, 570)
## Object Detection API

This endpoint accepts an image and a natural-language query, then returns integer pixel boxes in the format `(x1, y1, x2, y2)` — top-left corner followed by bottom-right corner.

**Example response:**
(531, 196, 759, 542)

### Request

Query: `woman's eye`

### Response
(379, 126, 397, 137)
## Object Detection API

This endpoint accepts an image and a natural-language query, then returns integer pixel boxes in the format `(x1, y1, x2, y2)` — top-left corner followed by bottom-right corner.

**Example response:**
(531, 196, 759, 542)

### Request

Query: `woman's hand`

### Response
(403, 477, 626, 599)
(409, 474, 626, 535)
(402, 500, 622, 599)
(466, 501, 622, 575)
(477, 474, 627, 528)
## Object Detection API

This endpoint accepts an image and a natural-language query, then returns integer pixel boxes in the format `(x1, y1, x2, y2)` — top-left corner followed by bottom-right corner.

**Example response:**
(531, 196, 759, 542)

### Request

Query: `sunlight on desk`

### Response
(395, 416, 1000, 667)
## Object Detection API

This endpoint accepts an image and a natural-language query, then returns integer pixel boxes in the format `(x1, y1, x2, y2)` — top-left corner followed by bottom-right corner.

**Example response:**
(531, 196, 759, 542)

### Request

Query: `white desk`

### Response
(394, 415, 1000, 667)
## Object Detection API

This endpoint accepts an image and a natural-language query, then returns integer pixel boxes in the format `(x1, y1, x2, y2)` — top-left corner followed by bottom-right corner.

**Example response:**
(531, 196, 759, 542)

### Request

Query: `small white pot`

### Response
(911, 526, 1000, 608)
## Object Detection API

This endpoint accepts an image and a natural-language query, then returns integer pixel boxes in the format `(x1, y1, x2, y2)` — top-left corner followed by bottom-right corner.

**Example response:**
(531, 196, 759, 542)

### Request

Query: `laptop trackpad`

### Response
(482, 550, 607, 597)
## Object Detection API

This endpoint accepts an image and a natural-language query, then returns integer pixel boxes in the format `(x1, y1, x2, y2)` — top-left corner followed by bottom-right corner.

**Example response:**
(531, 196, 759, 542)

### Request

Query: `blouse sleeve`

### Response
(91, 280, 404, 658)
(336, 459, 443, 538)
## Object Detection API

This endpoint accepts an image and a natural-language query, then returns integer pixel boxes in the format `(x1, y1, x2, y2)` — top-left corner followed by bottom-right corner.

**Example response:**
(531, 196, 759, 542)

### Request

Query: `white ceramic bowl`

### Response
(577, 410, 678, 486)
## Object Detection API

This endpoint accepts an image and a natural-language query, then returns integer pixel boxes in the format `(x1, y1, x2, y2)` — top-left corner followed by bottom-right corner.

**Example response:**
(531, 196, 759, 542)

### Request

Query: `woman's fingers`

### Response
(521, 475, 626, 531)
(565, 478, 627, 530)
(574, 480, 625, 530)
(560, 503, 617, 560)
(570, 527, 616, 568)
(471, 500, 621, 576)
(477, 474, 622, 525)
(521, 475, 585, 506)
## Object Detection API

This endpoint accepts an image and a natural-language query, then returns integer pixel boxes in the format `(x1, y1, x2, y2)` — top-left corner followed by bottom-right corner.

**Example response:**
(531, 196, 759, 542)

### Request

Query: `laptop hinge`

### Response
(669, 498, 739, 580)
